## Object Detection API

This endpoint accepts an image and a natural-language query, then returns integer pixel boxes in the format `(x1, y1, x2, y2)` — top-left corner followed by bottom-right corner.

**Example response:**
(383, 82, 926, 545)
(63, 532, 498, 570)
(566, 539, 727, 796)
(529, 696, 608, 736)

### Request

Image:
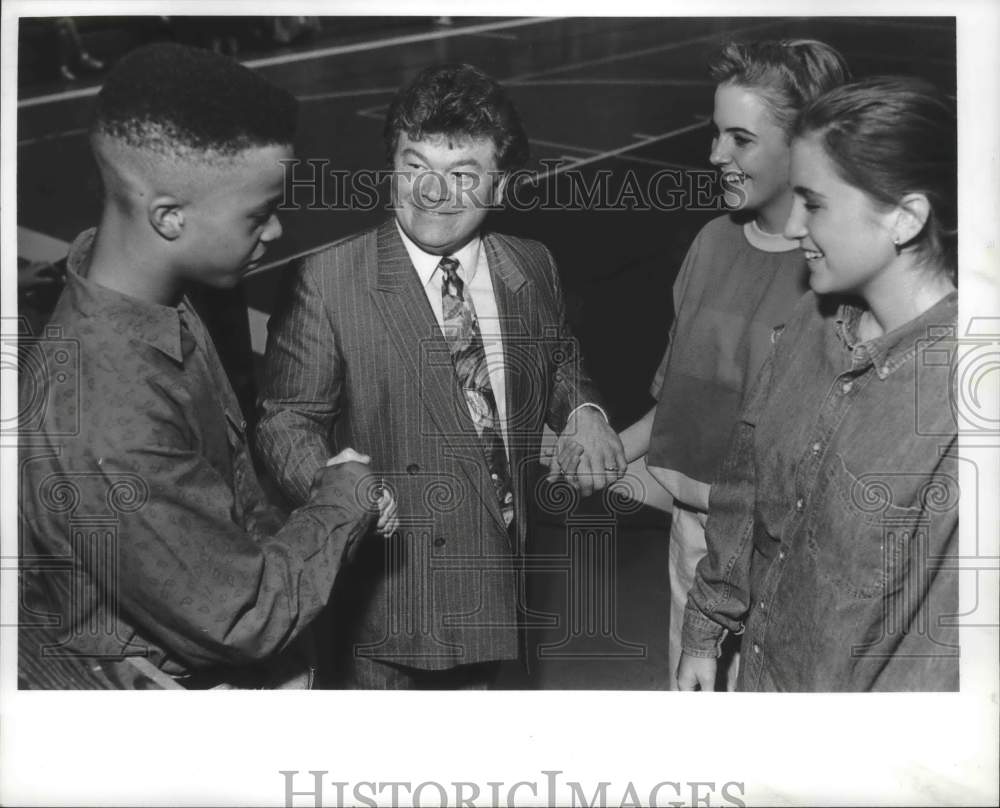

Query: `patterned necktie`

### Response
(439, 256, 514, 528)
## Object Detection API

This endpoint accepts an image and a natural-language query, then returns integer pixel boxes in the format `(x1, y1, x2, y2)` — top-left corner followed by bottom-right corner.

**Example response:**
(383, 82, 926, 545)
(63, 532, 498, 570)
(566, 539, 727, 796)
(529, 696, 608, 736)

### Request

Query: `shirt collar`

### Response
(394, 220, 483, 290)
(743, 220, 799, 254)
(63, 228, 188, 364)
(834, 290, 957, 380)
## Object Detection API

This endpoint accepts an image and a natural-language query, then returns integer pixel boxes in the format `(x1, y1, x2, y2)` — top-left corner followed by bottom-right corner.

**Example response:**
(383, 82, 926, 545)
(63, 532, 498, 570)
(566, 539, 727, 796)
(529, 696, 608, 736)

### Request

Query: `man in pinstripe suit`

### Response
(257, 64, 626, 688)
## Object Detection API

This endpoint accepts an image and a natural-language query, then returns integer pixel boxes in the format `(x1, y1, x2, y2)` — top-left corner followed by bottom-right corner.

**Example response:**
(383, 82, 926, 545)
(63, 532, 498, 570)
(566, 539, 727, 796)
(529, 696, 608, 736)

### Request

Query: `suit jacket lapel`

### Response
(483, 232, 537, 538)
(371, 219, 468, 438)
(371, 221, 508, 531)
(483, 233, 529, 441)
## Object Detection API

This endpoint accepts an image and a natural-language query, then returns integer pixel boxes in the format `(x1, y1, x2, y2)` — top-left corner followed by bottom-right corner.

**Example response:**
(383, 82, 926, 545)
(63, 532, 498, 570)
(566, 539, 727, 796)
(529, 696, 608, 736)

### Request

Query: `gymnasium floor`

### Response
(15, 15, 956, 688)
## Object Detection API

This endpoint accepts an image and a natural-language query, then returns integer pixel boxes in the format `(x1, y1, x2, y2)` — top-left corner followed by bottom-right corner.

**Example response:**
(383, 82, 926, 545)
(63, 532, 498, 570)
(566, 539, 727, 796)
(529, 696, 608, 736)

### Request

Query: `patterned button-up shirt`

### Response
(683, 290, 959, 691)
(19, 230, 375, 686)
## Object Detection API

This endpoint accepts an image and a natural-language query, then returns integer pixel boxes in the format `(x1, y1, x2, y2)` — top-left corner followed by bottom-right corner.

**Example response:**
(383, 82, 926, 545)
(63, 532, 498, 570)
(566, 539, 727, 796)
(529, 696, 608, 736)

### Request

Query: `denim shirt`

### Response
(682, 290, 959, 691)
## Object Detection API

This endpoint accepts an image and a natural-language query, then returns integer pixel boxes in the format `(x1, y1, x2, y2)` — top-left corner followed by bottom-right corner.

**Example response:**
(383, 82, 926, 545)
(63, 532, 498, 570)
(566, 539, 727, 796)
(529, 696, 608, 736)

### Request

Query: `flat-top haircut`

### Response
(709, 39, 851, 136)
(383, 63, 530, 171)
(92, 42, 297, 159)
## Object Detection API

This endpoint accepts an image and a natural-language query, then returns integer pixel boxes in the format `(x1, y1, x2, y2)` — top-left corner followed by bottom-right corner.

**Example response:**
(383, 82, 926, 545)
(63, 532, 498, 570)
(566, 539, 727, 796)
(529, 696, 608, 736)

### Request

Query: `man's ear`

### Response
(893, 192, 931, 247)
(149, 196, 185, 240)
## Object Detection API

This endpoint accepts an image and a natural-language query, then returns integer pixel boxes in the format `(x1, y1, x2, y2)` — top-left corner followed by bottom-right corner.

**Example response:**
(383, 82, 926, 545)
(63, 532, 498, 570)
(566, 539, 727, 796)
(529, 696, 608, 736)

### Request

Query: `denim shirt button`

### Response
(795, 498, 804, 512)
(811, 442, 821, 454)
(841, 380, 854, 394)
(778, 549, 786, 560)
(753, 643, 761, 654)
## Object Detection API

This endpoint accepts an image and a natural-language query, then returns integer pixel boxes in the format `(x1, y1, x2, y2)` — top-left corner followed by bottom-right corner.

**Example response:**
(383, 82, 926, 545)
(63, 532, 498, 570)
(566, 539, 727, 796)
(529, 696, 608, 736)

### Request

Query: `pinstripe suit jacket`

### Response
(257, 219, 602, 668)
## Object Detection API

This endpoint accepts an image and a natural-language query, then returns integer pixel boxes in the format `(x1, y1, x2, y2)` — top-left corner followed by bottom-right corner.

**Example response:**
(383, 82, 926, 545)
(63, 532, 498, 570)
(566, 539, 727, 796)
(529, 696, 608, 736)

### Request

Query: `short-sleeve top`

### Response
(648, 214, 807, 509)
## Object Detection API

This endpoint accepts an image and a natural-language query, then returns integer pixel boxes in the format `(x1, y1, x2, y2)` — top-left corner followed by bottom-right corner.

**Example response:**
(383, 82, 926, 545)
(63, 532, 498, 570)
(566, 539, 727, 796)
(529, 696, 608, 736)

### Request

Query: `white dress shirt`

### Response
(396, 223, 511, 448)
(396, 223, 609, 457)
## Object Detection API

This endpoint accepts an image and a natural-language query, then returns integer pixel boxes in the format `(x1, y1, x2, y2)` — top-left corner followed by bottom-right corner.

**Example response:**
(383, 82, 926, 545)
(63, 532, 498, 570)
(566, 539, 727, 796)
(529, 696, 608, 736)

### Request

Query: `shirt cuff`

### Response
(681, 601, 729, 659)
(567, 402, 609, 424)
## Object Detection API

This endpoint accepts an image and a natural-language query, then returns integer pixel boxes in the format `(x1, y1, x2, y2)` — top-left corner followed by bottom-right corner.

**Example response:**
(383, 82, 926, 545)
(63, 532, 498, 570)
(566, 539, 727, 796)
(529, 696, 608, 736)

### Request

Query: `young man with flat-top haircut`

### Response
(19, 43, 395, 689)
(257, 63, 625, 689)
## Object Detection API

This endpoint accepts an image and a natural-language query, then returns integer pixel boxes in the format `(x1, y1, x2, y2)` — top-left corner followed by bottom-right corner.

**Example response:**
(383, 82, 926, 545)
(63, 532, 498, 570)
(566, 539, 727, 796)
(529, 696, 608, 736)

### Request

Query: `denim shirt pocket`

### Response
(806, 453, 925, 600)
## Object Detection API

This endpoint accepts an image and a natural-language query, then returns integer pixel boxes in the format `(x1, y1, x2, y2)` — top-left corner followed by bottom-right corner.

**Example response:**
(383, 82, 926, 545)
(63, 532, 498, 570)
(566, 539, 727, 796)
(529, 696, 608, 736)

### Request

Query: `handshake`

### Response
(542, 406, 627, 497)
(325, 405, 628, 533)
(325, 448, 399, 537)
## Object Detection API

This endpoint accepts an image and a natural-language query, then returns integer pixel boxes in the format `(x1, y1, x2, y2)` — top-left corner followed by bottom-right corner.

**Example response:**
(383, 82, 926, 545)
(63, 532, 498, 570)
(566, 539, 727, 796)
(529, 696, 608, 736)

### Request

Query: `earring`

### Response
(892, 235, 902, 255)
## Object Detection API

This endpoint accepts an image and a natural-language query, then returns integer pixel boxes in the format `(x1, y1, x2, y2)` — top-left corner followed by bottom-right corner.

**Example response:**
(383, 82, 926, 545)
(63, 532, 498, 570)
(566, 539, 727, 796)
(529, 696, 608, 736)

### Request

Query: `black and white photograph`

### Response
(1, 2, 997, 806)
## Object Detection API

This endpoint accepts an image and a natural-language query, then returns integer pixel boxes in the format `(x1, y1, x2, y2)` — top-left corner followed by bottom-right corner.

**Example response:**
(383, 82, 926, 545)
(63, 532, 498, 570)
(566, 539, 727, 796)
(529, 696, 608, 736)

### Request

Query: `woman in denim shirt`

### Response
(678, 77, 959, 691)
(618, 39, 850, 691)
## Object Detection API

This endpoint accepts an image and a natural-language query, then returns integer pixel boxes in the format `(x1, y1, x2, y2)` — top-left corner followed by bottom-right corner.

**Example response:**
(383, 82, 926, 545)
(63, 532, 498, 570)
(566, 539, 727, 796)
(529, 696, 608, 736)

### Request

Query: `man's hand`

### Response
(326, 450, 398, 536)
(374, 488, 399, 537)
(548, 407, 627, 496)
(542, 439, 584, 480)
(676, 653, 717, 691)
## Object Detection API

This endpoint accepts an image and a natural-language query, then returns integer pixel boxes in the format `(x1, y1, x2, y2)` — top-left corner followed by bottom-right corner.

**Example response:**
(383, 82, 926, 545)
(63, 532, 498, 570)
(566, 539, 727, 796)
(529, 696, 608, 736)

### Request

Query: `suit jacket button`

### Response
(407, 463, 420, 475)
(433, 537, 446, 547)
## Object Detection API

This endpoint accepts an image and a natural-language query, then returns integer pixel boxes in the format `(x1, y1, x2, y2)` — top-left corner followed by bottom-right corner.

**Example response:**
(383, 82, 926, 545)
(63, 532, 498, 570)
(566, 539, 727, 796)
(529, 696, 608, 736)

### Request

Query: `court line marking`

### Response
(529, 137, 592, 155)
(17, 16, 556, 109)
(356, 102, 390, 122)
(244, 16, 548, 68)
(841, 51, 955, 67)
(17, 228, 69, 264)
(529, 137, 699, 170)
(17, 127, 89, 148)
(505, 20, 780, 82)
(844, 19, 957, 31)
(17, 92, 395, 145)
(510, 78, 713, 88)
(245, 244, 339, 279)
(615, 154, 701, 171)
(297, 87, 398, 102)
(465, 31, 520, 41)
(530, 117, 710, 181)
